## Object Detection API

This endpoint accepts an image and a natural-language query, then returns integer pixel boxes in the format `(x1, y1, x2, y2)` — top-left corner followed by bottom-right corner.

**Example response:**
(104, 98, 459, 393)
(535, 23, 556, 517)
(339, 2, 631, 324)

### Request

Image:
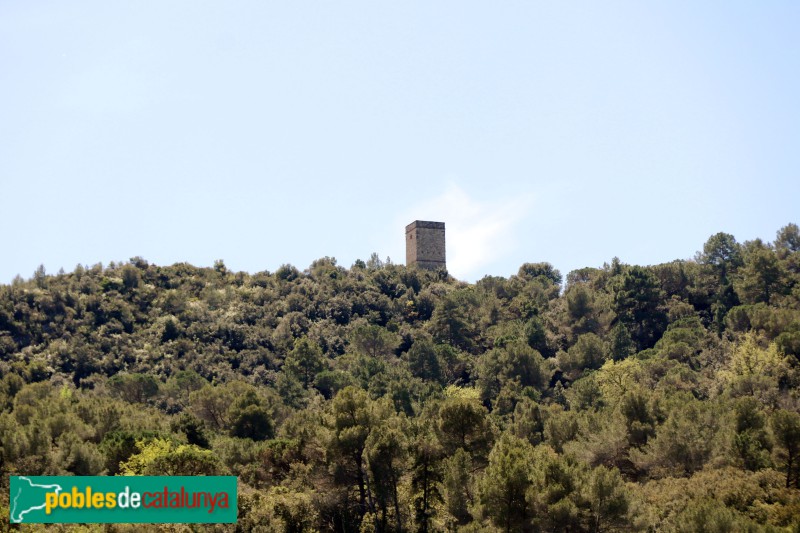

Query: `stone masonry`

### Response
(406, 221, 446, 270)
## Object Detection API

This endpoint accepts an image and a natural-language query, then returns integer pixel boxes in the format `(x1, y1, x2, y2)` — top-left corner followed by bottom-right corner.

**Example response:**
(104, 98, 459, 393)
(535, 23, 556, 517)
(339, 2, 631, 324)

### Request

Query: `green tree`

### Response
(164, 370, 206, 408)
(517, 262, 563, 286)
(563, 283, 609, 340)
(611, 266, 667, 351)
(190, 384, 232, 430)
(775, 222, 800, 252)
(107, 373, 159, 404)
(772, 409, 800, 488)
(410, 429, 443, 533)
(558, 332, 607, 377)
(476, 341, 545, 408)
(736, 246, 783, 304)
(699, 232, 742, 279)
(620, 390, 657, 448)
(227, 387, 274, 441)
(366, 418, 407, 532)
(172, 413, 210, 448)
(722, 333, 786, 400)
(406, 336, 444, 384)
(673, 499, 756, 533)
(120, 438, 221, 475)
(56, 432, 105, 475)
(609, 323, 635, 361)
(526, 446, 586, 532)
(586, 466, 630, 532)
(524, 315, 552, 357)
(329, 386, 376, 520)
(511, 398, 546, 446)
(161, 316, 180, 342)
(732, 397, 771, 471)
(442, 448, 473, 526)
(436, 391, 493, 460)
(630, 398, 719, 477)
(350, 324, 400, 359)
(479, 433, 535, 532)
(230, 403, 273, 441)
(251, 487, 319, 533)
(285, 336, 325, 388)
(430, 295, 473, 351)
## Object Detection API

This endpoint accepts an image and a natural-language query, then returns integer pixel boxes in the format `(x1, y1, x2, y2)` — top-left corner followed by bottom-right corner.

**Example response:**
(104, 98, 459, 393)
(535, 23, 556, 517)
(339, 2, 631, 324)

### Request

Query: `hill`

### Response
(2, 225, 800, 531)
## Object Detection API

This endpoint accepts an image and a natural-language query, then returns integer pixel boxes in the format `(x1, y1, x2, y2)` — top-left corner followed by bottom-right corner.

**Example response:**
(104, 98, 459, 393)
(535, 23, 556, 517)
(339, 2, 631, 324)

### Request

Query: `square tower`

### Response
(406, 221, 446, 270)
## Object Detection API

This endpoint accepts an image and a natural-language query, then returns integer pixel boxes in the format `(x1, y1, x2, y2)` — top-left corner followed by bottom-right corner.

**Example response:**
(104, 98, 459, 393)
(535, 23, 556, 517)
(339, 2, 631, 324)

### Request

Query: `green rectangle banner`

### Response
(10, 476, 237, 524)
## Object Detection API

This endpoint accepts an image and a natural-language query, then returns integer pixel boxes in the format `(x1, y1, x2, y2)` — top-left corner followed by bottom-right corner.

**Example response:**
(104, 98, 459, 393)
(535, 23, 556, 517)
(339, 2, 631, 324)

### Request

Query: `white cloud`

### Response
(395, 183, 534, 280)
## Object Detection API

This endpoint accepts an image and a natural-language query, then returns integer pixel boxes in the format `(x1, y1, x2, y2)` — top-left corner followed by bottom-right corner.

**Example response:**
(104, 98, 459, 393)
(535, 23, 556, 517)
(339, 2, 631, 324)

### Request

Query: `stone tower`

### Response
(406, 221, 446, 270)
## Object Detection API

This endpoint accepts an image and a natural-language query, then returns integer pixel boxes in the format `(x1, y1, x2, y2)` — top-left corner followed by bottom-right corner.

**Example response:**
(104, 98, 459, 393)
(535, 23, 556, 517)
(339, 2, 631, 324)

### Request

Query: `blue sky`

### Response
(2, 2, 799, 283)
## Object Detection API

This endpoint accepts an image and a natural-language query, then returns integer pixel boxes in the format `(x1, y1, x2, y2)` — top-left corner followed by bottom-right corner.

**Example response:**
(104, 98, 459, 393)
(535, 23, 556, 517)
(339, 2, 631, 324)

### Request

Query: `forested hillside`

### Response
(2, 225, 800, 532)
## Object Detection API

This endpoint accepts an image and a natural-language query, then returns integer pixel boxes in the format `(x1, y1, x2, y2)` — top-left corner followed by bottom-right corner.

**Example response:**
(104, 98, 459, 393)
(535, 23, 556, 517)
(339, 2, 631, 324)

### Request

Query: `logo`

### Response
(9, 476, 237, 524)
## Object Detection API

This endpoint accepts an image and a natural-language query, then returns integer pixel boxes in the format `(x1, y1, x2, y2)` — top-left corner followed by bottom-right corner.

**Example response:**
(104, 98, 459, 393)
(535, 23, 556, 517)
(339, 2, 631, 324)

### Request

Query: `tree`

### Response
(609, 323, 635, 361)
(558, 333, 606, 378)
(611, 266, 667, 351)
(436, 391, 493, 460)
(673, 499, 758, 533)
(699, 232, 742, 279)
(775, 223, 800, 252)
(518, 262, 563, 286)
(229, 403, 273, 441)
(476, 341, 545, 407)
(350, 324, 399, 359)
(429, 291, 476, 352)
(284, 336, 325, 388)
(120, 438, 221, 475)
(732, 397, 771, 471)
(586, 466, 630, 532)
(99, 430, 159, 475)
(524, 316, 552, 357)
(164, 370, 206, 407)
(511, 398, 546, 446)
(442, 448, 473, 526)
(630, 398, 719, 477)
(736, 246, 783, 304)
(253, 487, 319, 533)
(33, 264, 47, 288)
(107, 373, 159, 404)
(161, 316, 180, 342)
(564, 284, 608, 340)
(479, 433, 535, 532)
(772, 409, 800, 488)
(366, 418, 407, 532)
(120, 265, 140, 290)
(567, 283, 593, 322)
(526, 446, 585, 532)
(56, 432, 105, 475)
(406, 336, 444, 384)
(543, 405, 580, 453)
(620, 390, 657, 448)
(190, 384, 232, 430)
(722, 333, 786, 400)
(410, 429, 443, 533)
(329, 386, 375, 520)
(172, 413, 210, 448)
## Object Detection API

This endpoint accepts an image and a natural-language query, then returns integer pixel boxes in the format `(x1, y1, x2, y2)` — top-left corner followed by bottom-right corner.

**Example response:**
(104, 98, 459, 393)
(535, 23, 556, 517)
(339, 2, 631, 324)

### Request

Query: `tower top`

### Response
(405, 220, 445, 231)
(406, 221, 446, 270)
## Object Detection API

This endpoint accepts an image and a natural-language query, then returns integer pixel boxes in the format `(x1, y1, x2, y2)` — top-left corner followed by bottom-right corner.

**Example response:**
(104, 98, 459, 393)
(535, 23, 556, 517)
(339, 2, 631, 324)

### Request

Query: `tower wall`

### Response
(406, 221, 446, 270)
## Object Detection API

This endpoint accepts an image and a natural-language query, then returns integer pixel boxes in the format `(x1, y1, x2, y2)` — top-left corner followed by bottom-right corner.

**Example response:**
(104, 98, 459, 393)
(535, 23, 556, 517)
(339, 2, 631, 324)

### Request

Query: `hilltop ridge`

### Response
(1, 225, 800, 531)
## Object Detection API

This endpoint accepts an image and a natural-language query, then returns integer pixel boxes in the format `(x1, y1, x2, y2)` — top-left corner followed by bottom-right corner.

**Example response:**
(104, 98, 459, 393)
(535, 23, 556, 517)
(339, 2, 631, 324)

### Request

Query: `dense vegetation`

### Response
(2, 224, 800, 532)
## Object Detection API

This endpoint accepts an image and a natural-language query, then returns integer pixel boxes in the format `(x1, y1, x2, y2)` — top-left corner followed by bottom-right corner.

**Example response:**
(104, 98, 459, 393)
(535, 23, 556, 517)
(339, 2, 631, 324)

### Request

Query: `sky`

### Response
(2, 2, 799, 283)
